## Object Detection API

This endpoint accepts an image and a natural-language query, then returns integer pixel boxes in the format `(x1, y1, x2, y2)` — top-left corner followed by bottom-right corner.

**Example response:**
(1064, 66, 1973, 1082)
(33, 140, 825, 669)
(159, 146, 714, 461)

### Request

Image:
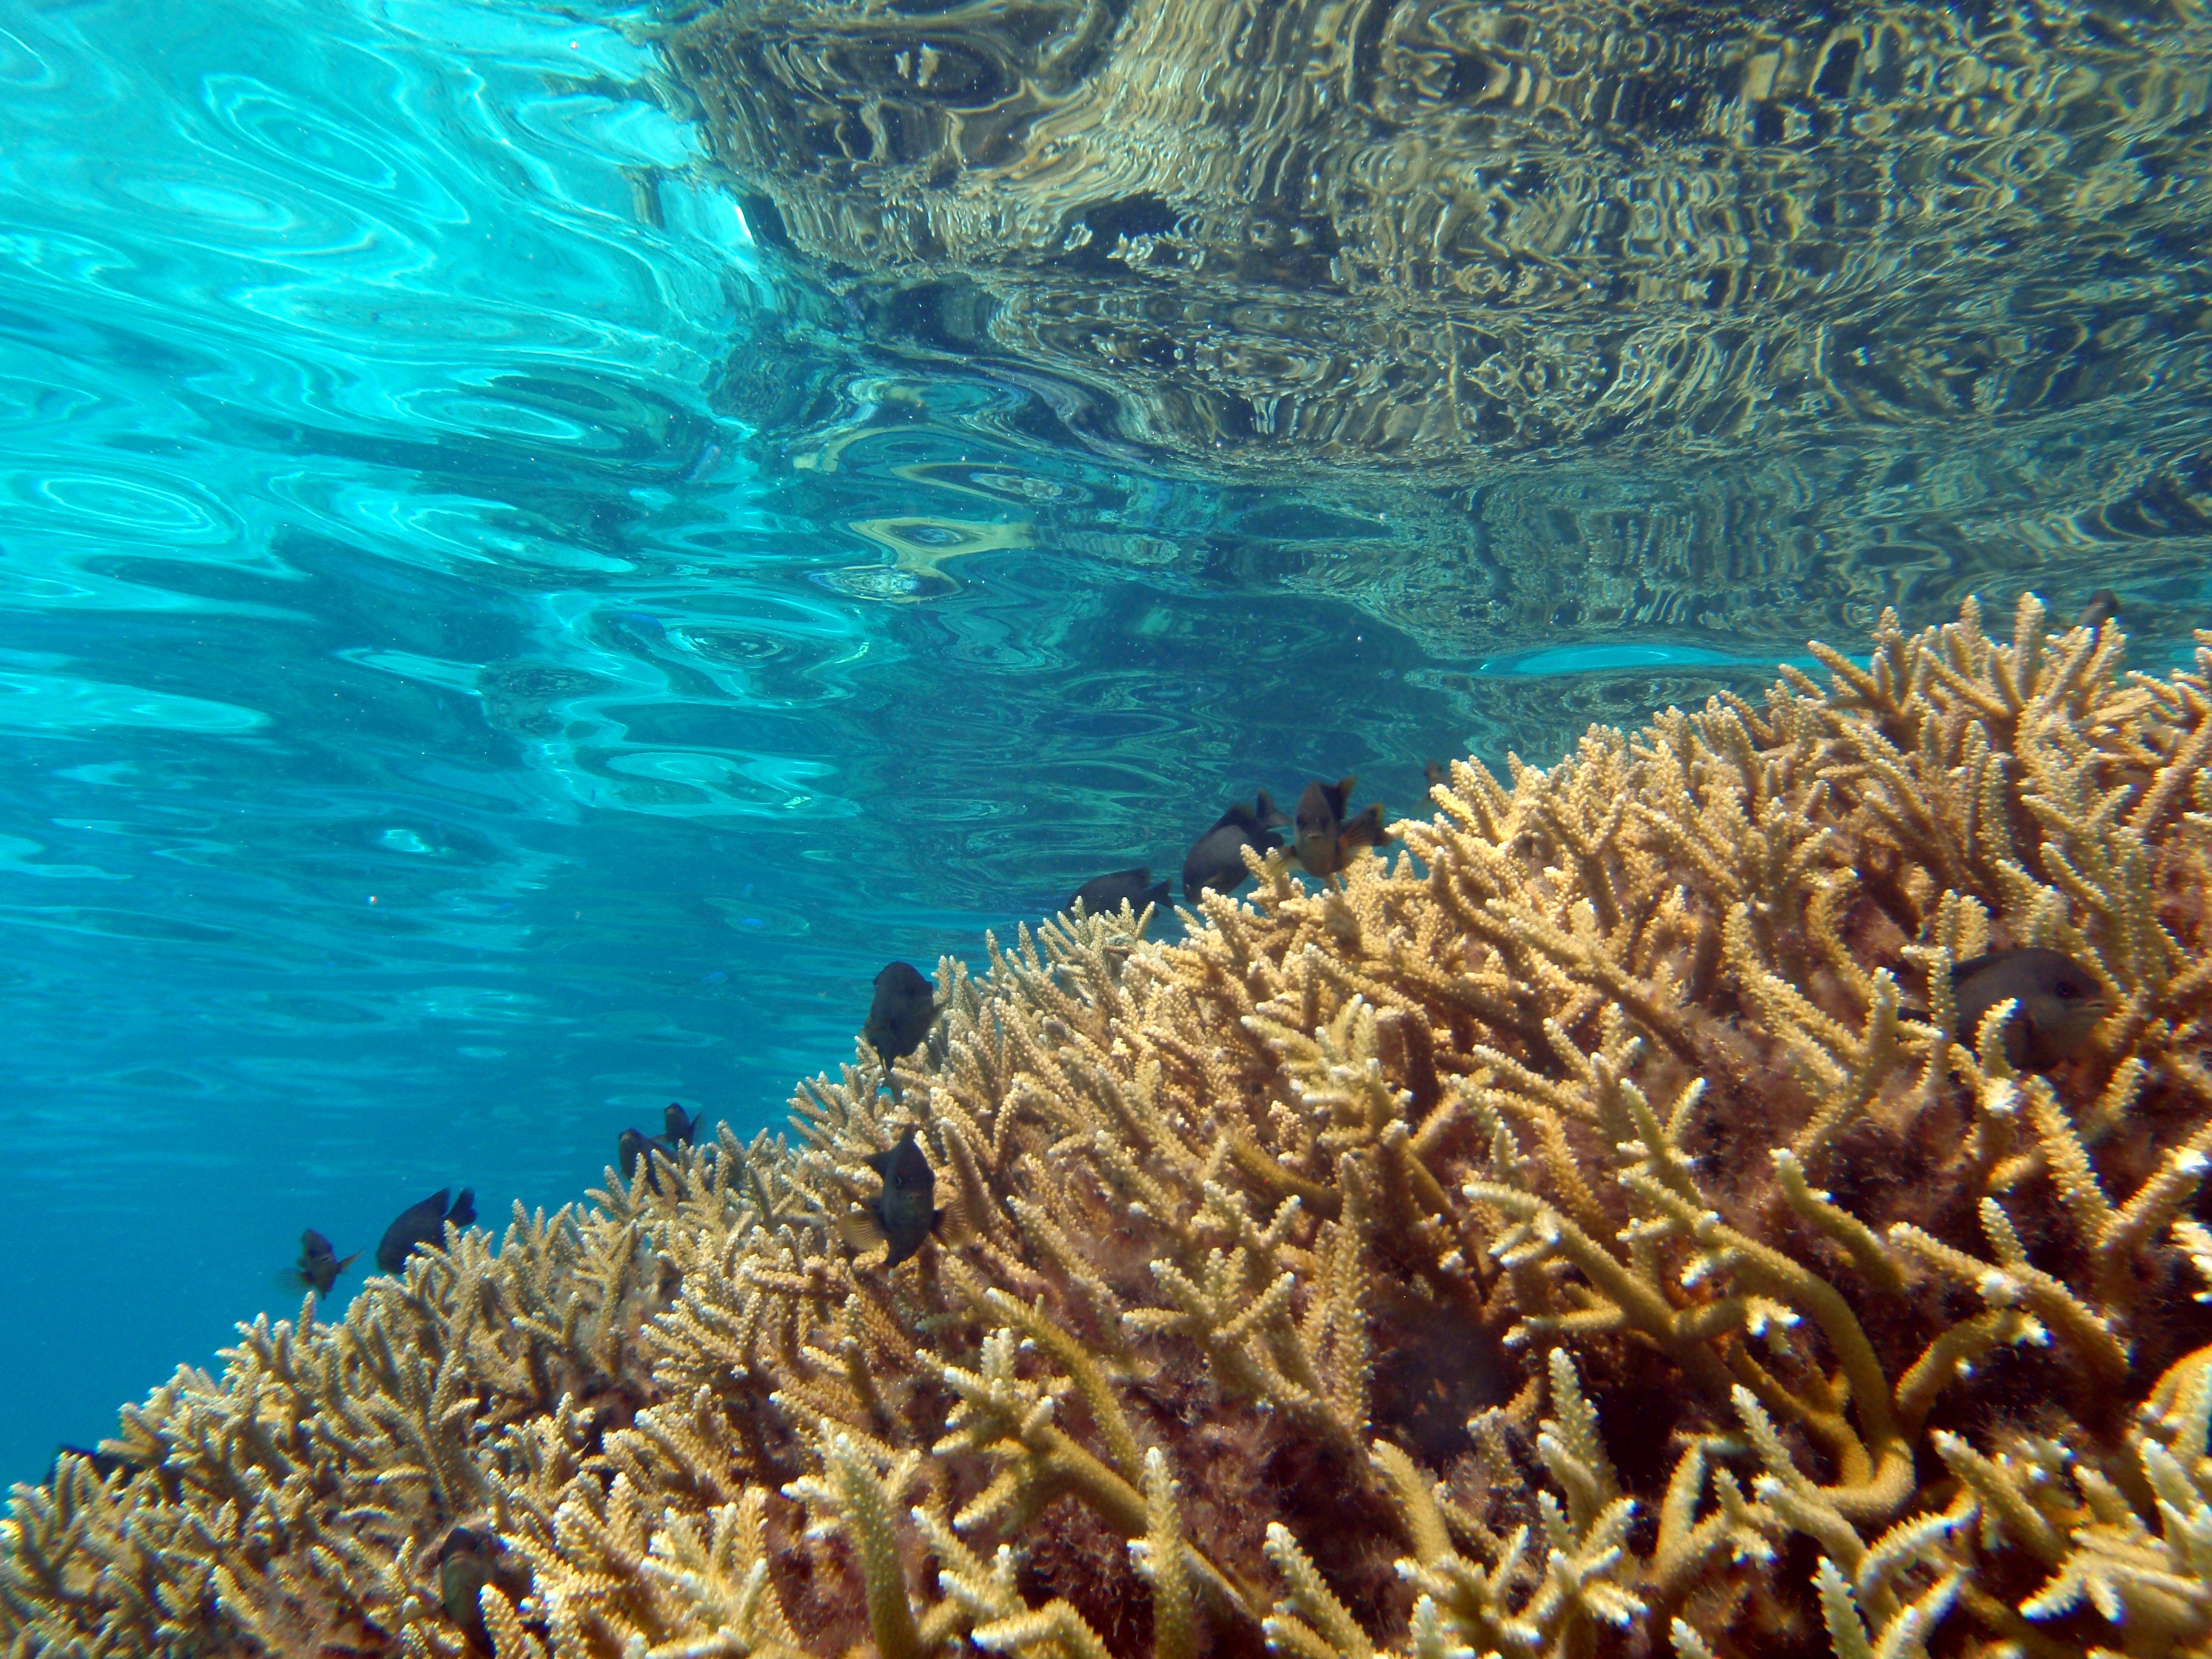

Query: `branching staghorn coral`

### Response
(10, 595, 2212, 1659)
(2, 1201, 669, 1658)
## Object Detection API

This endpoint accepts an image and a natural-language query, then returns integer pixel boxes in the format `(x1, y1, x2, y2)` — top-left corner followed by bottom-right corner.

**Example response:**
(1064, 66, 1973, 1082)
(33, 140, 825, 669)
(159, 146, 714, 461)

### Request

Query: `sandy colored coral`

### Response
(10, 595, 2212, 1659)
(2, 1207, 670, 1658)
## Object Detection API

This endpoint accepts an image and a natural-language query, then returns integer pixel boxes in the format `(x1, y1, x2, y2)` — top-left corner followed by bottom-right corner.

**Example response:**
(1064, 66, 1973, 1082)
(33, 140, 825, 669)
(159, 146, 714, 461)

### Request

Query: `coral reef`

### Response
(1, 1211, 669, 1657)
(11, 595, 2212, 1658)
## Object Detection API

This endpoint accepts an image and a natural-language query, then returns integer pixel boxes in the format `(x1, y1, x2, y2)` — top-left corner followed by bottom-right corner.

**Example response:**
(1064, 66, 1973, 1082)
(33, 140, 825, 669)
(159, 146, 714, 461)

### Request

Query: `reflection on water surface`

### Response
(645, 0, 2212, 652)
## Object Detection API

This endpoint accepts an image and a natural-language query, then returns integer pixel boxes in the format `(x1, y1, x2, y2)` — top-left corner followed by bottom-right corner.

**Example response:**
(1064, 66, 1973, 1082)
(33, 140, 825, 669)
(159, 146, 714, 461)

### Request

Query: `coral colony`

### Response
(11, 595, 2212, 1659)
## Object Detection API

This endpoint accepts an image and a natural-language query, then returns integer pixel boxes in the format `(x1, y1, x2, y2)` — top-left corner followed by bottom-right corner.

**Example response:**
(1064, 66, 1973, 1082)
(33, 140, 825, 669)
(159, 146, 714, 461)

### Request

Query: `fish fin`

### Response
(1339, 803, 1391, 853)
(1254, 789, 1289, 827)
(1329, 776, 1358, 815)
(272, 1270, 307, 1296)
(335, 1251, 362, 1275)
(1145, 881, 1171, 907)
(933, 1201, 974, 1247)
(839, 1208, 888, 1251)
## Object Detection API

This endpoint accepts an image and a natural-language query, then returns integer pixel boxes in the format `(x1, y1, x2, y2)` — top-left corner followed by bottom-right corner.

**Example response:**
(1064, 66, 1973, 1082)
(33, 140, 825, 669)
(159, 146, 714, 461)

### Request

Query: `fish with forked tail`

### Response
(1951, 947, 2110, 1071)
(1182, 791, 1290, 901)
(863, 960, 937, 1067)
(1290, 777, 1392, 878)
(375, 1188, 476, 1273)
(617, 1128, 659, 1187)
(286, 1229, 360, 1296)
(620, 1108, 716, 1194)
(1067, 866, 1171, 917)
(839, 1125, 944, 1267)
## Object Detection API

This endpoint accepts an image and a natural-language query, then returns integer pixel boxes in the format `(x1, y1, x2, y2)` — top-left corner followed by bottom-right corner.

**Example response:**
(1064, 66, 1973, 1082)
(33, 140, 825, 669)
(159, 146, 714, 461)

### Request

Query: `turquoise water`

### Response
(1, 0, 2207, 1483)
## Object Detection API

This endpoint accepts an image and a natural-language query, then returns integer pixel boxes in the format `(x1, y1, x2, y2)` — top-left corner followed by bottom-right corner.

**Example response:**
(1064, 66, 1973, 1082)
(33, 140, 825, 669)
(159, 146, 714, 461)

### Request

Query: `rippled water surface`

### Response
(1, 0, 2208, 1478)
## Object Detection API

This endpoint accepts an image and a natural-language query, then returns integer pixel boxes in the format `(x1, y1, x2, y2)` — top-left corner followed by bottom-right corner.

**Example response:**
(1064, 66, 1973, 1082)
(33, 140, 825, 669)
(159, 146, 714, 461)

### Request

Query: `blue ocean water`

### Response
(1, 0, 2207, 1484)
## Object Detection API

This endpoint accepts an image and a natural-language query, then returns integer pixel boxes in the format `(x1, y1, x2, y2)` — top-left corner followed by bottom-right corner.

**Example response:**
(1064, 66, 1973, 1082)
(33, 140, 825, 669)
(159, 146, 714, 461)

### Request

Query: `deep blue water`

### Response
(2, 0, 2208, 1482)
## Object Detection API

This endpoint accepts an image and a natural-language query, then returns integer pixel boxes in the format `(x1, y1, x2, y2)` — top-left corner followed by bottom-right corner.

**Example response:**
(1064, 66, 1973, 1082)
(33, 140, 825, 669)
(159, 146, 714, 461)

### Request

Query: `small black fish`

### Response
(664, 1103, 699, 1145)
(50, 1444, 146, 1484)
(1182, 791, 1290, 902)
(618, 1126, 688, 1195)
(375, 1188, 476, 1273)
(1424, 760, 1448, 792)
(438, 1526, 503, 1654)
(863, 961, 937, 1066)
(2077, 589, 2122, 629)
(1951, 948, 2110, 1071)
(287, 1229, 361, 1296)
(1290, 777, 1392, 878)
(839, 1125, 944, 1267)
(1067, 867, 1171, 917)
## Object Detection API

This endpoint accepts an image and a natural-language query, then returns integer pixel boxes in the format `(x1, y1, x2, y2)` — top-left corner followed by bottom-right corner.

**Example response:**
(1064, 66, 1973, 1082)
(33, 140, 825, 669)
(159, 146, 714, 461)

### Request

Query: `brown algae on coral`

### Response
(10, 595, 2212, 1657)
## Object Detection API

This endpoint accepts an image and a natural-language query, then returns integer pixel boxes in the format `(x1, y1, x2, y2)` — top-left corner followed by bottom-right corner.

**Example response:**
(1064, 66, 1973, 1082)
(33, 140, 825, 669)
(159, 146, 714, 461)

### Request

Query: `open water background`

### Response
(1, 0, 2208, 1480)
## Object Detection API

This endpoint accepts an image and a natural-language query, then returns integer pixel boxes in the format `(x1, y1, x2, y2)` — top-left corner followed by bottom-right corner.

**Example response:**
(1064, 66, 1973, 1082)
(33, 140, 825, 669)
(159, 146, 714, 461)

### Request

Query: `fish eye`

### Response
(2053, 980, 2083, 1000)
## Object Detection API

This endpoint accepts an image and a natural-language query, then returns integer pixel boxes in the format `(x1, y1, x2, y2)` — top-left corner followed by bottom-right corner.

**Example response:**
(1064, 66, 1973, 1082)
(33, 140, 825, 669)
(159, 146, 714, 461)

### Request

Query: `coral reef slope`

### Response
(10, 595, 2212, 1659)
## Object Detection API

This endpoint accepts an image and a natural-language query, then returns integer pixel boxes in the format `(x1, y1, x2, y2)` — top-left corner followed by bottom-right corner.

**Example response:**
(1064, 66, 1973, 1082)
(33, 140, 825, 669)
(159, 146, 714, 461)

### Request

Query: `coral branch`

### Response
(13, 603, 2212, 1659)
